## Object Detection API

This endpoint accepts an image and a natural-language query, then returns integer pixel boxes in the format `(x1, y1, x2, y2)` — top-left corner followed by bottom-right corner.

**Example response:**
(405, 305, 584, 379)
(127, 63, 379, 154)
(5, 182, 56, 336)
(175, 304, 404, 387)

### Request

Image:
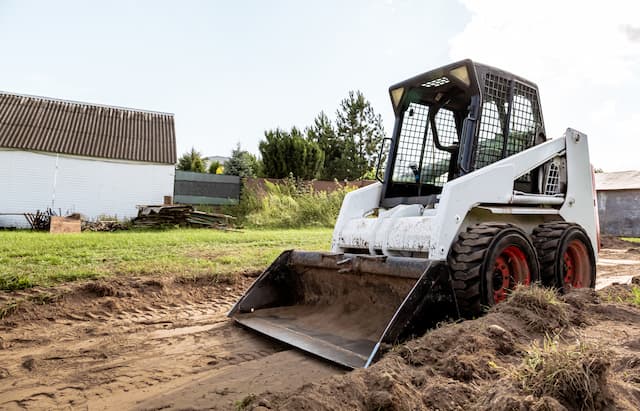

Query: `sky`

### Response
(0, 0, 638, 171)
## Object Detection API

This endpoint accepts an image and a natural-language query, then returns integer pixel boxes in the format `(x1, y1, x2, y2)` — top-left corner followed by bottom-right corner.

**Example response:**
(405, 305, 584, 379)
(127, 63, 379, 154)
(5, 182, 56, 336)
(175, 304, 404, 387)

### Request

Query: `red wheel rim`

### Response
(562, 239, 590, 289)
(492, 245, 531, 303)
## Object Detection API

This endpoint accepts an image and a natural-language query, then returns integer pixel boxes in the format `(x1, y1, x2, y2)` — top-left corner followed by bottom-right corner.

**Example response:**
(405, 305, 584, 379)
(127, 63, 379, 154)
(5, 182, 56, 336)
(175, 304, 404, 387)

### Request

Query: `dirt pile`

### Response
(601, 235, 639, 251)
(250, 286, 640, 411)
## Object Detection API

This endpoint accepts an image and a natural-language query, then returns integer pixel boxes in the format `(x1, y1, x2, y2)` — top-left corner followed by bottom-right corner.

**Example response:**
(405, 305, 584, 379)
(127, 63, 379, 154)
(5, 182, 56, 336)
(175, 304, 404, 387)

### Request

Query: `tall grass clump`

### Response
(220, 179, 262, 225)
(513, 336, 611, 410)
(630, 286, 640, 307)
(236, 178, 350, 229)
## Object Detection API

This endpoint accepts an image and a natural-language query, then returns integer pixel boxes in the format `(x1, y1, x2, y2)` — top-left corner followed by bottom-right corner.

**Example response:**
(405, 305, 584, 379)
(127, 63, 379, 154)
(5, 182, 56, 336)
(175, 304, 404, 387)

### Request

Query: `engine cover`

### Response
(333, 204, 435, 257)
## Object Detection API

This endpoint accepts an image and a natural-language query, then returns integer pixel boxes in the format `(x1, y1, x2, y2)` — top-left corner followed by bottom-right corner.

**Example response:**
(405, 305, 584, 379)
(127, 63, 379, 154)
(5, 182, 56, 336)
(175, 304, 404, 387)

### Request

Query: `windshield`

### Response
(390, 101, 460, 189)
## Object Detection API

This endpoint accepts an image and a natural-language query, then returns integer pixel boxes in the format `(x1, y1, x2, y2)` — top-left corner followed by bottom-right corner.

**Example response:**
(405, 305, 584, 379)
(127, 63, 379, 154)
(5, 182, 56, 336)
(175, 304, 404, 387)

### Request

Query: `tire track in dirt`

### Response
(0, 276, 343, 410)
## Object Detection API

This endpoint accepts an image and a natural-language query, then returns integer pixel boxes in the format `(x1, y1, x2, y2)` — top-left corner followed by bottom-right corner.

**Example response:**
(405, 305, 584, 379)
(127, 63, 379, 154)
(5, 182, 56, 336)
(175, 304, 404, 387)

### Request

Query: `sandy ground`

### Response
(0, 275, 342, 410)
(0, 244, 638, 410)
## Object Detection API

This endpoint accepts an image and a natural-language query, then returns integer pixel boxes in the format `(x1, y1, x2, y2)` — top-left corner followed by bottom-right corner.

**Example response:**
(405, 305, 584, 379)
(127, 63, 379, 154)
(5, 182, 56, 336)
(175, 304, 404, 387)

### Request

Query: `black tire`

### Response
(448, 223, 540, 318)
(532, 222, 596, 292)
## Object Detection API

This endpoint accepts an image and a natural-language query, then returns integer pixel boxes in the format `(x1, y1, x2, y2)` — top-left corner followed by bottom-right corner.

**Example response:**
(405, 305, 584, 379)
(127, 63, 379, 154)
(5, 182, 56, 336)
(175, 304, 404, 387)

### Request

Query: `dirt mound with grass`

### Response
(601, 235, 639, 251)
(249, 286, 640, 411)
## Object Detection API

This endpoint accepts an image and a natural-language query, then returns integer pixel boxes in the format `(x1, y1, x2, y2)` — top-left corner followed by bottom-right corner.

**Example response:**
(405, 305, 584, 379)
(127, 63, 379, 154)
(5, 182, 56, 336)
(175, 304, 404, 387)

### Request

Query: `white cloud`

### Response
(450, 0, 640, 171)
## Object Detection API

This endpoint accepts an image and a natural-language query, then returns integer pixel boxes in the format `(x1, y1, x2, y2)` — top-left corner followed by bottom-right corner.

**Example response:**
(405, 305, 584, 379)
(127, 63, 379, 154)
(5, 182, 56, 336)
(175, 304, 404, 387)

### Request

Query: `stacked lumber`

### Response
(82, 220, 129, 232)
(132, 205, 234, 229)
(187, 210, 235, 228)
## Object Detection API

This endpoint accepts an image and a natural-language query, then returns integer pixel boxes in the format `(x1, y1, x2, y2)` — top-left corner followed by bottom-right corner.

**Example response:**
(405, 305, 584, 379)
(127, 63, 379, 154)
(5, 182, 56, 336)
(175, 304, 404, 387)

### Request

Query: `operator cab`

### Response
(380, 60, 546, 209)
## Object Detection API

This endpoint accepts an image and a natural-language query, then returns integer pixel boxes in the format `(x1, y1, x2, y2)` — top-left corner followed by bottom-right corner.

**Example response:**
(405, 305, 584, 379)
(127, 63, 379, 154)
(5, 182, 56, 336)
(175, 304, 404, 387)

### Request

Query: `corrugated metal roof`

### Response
(595, 170, 640, 191)
(0, 92, 176, 164)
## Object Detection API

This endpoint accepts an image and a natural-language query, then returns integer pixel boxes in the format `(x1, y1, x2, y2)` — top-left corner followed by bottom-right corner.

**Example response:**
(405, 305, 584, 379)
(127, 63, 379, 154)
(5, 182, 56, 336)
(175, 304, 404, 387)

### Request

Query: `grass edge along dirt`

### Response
(0, 178, 349, 292)
(0, 227, 332, 292)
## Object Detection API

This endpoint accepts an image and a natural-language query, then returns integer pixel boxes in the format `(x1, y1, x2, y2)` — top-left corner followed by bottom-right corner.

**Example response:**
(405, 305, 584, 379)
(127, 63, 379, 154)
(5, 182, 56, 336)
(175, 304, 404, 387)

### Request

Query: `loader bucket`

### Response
(228, 250, 453, 368)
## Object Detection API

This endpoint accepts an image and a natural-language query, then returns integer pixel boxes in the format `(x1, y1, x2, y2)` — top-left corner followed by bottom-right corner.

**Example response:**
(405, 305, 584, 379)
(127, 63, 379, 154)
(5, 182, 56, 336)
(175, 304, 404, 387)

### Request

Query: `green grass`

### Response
(0, 228, 332, 291)
(622, 237, 640, 243)
(631, 286, 640, 307)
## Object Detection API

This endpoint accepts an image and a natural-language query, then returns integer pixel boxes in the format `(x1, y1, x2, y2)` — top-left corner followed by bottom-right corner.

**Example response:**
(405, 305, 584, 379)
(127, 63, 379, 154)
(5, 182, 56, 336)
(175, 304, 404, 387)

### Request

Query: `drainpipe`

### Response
(51, 154, 59, 209)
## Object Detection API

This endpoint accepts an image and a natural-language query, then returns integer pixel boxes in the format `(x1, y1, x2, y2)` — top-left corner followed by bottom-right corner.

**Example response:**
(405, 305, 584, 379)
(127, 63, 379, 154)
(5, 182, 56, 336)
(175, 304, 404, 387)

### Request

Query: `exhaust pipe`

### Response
(228, 250, 454, 368)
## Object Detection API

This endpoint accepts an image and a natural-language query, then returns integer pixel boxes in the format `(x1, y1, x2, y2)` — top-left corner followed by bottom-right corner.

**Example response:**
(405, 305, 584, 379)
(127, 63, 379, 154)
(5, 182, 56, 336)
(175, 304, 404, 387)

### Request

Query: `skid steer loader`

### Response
(229, 59, 598, 369)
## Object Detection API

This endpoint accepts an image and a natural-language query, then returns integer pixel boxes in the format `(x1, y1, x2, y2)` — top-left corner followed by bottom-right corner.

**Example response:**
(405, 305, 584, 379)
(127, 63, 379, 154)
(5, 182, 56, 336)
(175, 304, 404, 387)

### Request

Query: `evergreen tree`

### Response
(176, 148, 206, 173)
(224, 144, 259, 178)
(257, 91, 385, 181)
(306, 111, 347, 180)
(334, 90, 386, 180)
(259, 127, 324, 180)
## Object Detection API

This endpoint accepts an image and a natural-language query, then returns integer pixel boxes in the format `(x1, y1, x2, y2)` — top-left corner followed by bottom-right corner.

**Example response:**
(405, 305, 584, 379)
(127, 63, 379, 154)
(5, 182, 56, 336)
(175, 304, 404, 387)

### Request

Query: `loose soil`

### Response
(0, 242, 639, 410)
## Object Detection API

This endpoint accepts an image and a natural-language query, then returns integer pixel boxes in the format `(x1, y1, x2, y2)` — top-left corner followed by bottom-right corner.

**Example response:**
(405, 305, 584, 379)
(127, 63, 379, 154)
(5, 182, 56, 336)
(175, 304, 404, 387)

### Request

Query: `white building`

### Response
(0, 92, 177, 228)
(595, 170, 640, 237)
(203, 155, 229, 171)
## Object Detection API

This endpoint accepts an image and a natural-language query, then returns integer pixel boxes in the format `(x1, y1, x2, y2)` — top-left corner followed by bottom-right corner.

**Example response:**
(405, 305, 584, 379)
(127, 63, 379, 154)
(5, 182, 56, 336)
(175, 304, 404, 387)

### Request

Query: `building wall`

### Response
(0, 149, 175, 228)
(597, 189, 640, 237)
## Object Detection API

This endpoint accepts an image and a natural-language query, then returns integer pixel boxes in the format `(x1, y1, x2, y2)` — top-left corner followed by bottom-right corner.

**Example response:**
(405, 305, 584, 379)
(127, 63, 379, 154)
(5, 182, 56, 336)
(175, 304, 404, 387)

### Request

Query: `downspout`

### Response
(51, 153, 59, 210)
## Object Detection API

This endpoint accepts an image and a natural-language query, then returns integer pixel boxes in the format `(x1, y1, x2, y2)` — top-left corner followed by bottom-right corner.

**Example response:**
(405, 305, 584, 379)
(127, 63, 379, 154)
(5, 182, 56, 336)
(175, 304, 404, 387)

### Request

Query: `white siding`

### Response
(0, 149, 175, 228)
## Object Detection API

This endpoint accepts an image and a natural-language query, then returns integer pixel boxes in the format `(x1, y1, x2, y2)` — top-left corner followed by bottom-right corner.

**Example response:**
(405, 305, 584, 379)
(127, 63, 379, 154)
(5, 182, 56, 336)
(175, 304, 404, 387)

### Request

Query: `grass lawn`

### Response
(0, 228, 332, 291)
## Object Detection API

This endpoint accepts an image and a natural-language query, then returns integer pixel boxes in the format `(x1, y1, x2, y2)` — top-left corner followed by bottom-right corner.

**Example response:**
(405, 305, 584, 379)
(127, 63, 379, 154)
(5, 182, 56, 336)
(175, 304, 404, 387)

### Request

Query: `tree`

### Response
(224, 144, 259, 178)
(176, 148, 206, 173)
(306, 111, 347, 180)
(255, 91, 385, 181)
(259, 127, 324, 180)
(208, 160, 222, 174)
(334, 90, 386, 180)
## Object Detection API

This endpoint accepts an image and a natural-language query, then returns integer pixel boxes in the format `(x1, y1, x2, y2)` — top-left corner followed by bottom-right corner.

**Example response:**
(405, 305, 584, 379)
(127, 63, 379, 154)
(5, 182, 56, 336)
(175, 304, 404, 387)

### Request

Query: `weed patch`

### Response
(514, 337, 611, 410)
(226, 179, 350, 228)
(235, 393, 256, 410)
(630, 286, 640, 307)
(0, 300, 19, 319)
(600, 284, 640, 307)
(0, 275, 33, 291)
